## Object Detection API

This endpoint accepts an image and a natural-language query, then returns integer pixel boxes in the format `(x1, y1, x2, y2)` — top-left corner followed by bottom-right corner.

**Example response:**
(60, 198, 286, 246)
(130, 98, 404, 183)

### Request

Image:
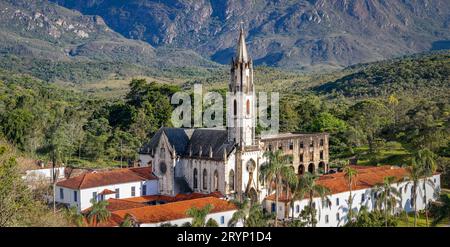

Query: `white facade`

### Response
(265, 174, 441, 227)
(139, 210, 237, 227)
(22, 167, 65, 182)
(56, 179, 158, 211)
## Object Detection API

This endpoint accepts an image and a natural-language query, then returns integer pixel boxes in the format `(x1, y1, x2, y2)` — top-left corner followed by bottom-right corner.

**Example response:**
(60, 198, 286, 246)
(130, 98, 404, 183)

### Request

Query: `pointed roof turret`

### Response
(236, 26, 248, 63)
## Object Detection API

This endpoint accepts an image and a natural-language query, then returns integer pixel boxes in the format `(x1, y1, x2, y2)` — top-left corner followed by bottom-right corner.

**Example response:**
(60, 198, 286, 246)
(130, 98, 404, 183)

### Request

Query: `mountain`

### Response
(50, 0, 450, 70)
(312, 50, 450, 98)
(0, 0, 218, 83)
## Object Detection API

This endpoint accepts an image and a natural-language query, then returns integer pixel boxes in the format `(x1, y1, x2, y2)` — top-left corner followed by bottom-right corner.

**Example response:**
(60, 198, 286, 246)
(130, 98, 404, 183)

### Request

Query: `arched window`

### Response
(246, 99, 250, 115)
(229, 170, 235, 191)
(193, 168, 198, 189)
(233, 99, 237, 116)
(214, 170, 219, 191)
(203, 169, 208, 190)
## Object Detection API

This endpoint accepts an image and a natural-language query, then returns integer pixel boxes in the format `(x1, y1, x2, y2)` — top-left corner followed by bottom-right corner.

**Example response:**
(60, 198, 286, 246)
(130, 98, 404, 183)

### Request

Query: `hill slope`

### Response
(50, 0, 450, 70)
(312, 51, 450, 98)
(0, 0, 218, 83)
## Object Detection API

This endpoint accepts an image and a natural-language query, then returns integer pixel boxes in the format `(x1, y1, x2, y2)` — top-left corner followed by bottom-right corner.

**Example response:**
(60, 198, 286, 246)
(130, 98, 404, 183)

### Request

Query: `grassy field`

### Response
(346, 142, 412, 167)
(398, 213, 449, 227)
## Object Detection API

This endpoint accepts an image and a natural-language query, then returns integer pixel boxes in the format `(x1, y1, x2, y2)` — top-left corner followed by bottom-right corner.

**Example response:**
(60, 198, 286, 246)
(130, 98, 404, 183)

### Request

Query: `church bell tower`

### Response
(227, 27, 256, 147)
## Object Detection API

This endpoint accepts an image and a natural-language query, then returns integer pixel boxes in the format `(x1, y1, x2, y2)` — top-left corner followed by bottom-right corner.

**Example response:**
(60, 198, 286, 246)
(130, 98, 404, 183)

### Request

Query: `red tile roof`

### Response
(99, 189, 116, 195)
(56, 167, 157, 190)
(110, 197, 237, 226)
(265, 165, 412, 202)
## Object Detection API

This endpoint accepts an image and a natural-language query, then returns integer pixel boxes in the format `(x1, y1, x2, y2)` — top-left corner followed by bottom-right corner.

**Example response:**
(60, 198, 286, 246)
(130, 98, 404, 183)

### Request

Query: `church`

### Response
(138, 28, 329, 203)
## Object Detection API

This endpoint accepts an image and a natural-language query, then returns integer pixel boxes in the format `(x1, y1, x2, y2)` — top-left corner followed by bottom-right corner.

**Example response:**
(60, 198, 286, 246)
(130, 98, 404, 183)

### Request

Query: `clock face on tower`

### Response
(159, 162, 167, 175)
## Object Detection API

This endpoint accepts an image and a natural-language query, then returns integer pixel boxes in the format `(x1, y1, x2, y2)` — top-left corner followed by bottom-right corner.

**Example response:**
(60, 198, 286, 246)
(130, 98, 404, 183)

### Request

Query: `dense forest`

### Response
(0, 51, 449, 178)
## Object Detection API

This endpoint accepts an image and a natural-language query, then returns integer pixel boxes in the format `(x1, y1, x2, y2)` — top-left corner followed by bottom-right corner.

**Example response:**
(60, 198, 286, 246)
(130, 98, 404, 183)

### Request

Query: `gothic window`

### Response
(310, 141, 314, 148)
(160, 147, 165, 158)
(229, 170, 235, 191)
(159, 162, 167, 175)
(309, 151, 314, 162)
(320, 151, 324, 160)
(289, 141, 294, 150)
(300, 154, 304, 162)
(193, 168, 198, 189)
(214, 170, 219, 191)
(246, 99, 250, 115)
(234, 99, 237, 116)
(320, 139, 324, 146)
(300, 142, 304, 149)
(203, 169, 208, 190)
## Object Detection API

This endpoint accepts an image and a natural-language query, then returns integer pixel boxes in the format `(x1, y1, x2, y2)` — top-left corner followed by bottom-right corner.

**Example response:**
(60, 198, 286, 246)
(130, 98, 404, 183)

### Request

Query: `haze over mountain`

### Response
(50, 0, 450, 70)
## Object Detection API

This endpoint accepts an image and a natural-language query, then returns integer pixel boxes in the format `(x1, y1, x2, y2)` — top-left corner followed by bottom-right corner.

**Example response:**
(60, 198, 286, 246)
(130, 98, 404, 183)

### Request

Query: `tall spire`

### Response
(236, 24, 248, 63)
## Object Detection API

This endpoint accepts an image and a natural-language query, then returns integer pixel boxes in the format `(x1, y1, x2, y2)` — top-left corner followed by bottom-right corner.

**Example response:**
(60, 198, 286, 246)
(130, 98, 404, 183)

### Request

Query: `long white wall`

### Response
(139, 210, 237, 227)
(265, 174, 441, 227)
(56, 180, 158, 211)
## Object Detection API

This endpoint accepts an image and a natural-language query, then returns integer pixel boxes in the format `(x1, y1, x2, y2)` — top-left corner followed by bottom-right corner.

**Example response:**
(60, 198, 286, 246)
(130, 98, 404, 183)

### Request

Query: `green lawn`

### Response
(351, 142, 412, 167)
(397, 214, 448, 227)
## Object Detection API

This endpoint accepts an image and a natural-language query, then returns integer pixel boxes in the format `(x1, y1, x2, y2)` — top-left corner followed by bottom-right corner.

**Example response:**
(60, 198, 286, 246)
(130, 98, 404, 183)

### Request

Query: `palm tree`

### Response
(343, 165, 358, 222)
(205, 218, 219, 227)
(228, 198, 250, 226)
(297, 172, 330, 227)
(373, 176, 401, 227)
(260, 150, 293, 227)
(87, 199, 111, 227)
(430, 194, 450, 226)
(120, 213, 138, 227)
(65, 206, 84, 227)
(246, 203, 272, 227)
(414, 148, 437, 226)
(404, 161, 423, 227)
(186, 204, 213, 227)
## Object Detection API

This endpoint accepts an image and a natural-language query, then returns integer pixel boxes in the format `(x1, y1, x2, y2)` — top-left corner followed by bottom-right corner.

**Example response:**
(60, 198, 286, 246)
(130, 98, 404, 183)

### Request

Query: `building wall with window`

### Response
(265, 174, 441, 227)
(261, 133, 329, 176)
(56, 180, 158, 211)
(140, 210, 236, 227)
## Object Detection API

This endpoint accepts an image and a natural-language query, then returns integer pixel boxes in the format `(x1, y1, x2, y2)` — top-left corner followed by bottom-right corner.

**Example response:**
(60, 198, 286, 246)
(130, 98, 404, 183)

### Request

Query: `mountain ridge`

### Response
(50, 0, 450, 70)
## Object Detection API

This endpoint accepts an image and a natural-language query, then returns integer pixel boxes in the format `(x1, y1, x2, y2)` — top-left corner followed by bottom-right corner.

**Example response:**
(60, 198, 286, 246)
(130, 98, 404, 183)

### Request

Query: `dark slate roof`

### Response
(140, 128, 191, 155)
(140, 128, 235, 161)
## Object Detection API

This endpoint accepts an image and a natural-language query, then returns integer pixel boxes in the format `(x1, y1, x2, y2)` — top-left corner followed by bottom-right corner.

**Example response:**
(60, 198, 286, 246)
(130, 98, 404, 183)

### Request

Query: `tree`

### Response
(0, 142, 35, 226)
(245, 203, 271, 227)
(186, 204, 213, 227)
(228, 198, 250, 227)
(65, 206, 84, 227)
(0, 108, 33, 149)
(413, 148, 437, 226)
(404, 161, 423, 227)
(373, 176, 401, 227)
(87, 199, 111, 227)
(430, 194, 450, 226)
(345, 206, 398, 227)
(120, 213, 139, 227)
(205, 218, 219, 227)
(296, 172, 330, 227)
(343, 165, 358, 222)
(260, 150, 293, 227)
(347, 100, 391, 154)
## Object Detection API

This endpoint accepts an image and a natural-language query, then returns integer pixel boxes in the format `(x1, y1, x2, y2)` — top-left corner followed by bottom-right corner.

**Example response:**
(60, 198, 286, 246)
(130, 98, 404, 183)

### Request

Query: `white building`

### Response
(55, 167, 158, 211)
(84, 195, 237, 227)
(264, 165, 441, 227)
